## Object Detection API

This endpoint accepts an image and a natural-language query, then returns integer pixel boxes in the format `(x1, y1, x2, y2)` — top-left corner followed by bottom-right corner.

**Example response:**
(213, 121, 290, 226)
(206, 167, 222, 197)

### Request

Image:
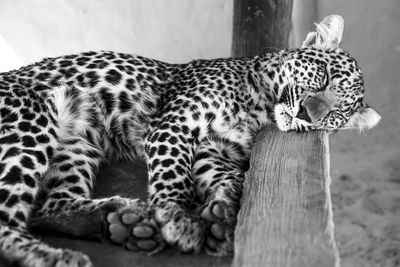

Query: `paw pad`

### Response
(132, 225, 154, 238)
(210, 223, 225, 240)
(200, 200, 236, 256)
(106, 205, 165, 254)
(211, 202, 226, 219)
(121, 213, 140, 224)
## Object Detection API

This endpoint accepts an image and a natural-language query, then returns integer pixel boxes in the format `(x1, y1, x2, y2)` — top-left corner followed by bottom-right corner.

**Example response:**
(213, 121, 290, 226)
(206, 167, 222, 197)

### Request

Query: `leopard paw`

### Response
(200, 200, 236, 256)
(24, 248, 93, 267)
(53, 249, 93, 267)
(157, 210, 205, 253)
(106, 201, 165, 254)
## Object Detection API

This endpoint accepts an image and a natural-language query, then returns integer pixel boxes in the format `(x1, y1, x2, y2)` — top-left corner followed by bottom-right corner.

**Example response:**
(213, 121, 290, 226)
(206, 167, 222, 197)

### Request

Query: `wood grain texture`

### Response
(232, 126, 340, 267)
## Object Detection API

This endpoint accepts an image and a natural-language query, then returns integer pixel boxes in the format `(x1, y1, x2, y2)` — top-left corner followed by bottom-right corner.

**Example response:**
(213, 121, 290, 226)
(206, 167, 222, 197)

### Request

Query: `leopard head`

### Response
(273, 15, 381, 132)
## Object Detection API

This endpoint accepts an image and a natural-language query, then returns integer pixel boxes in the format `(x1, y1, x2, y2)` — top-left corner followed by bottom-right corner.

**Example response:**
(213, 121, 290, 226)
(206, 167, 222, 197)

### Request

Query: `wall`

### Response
(0, 0, 232, 67)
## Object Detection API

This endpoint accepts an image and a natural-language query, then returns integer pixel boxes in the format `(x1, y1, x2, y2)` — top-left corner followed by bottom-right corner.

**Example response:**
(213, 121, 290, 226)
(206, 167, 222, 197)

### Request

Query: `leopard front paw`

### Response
(157, 210, 206, 253)
(106, 200, 165, 254)
(53, 249, 93, 267)
(200, 200, 236, 256)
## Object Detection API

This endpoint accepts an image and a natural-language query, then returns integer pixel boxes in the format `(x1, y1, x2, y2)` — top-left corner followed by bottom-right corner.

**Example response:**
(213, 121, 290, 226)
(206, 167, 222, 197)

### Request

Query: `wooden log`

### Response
(232, 127, 340, 267)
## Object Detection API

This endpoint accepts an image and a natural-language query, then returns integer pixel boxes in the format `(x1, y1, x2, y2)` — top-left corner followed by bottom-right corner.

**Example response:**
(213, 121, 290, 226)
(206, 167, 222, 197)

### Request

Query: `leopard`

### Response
(0, 15, 380, 267)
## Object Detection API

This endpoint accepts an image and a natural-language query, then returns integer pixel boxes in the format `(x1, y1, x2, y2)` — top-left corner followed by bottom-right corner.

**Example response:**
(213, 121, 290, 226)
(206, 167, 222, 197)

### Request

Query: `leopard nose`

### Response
(297, 104, 312, 123)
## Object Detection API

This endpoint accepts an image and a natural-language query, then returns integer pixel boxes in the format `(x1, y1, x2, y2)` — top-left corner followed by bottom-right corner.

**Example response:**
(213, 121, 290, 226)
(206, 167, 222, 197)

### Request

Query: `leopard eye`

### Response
(279, 84, 290, 103)
(317, 68, 330, 92)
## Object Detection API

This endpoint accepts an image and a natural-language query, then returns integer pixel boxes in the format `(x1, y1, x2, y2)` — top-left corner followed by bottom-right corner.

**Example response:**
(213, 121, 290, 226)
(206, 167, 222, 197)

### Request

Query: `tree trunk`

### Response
(232, 0, 293, 56)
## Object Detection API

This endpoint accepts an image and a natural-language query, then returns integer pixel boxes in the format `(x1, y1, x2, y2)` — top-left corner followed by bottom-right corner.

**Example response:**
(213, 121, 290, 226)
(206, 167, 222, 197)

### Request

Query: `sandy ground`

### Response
(330, 127, 400, 267)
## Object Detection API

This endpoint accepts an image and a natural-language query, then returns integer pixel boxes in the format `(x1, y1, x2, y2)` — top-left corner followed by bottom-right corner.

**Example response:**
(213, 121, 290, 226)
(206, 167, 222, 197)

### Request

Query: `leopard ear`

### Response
(302, 15, 344, 50)
(344, 104, 381, 131)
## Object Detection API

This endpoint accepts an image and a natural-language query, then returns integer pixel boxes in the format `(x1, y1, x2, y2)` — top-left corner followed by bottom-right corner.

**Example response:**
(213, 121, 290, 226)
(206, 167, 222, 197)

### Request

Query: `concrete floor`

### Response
(40, 160, 231, 267)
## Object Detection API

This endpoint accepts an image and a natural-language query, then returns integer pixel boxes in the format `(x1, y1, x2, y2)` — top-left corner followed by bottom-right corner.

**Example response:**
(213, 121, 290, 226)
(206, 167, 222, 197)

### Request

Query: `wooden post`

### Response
(232, 0, 293, 56)
(232, 127, 339, 267)
(231, 1, 340, 266)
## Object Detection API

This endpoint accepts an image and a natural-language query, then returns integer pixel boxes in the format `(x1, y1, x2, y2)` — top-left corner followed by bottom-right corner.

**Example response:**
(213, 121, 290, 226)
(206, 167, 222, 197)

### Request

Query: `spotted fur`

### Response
(0, 15, 380, 266)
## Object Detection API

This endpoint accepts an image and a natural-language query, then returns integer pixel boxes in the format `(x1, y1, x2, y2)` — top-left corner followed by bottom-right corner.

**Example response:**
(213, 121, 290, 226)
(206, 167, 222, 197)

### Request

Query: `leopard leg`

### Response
(193, 138, 247, 256)
(34, 136, 105, 219)
(0, 225, 92, 267)
(141, 124, 205, 253)
(31, 136, 164, 253)
(0, 130, 92, 266)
